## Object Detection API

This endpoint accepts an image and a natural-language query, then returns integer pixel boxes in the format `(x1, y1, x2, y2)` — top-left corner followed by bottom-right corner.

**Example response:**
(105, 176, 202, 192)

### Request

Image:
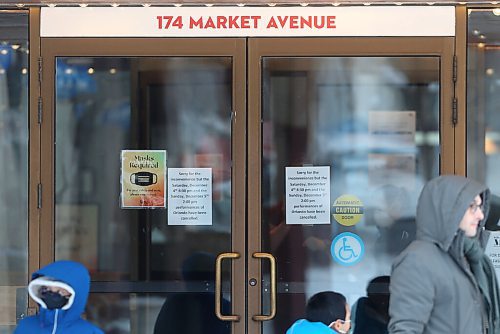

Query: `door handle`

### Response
(215, 252, 241, 321)
(252, 252, 277, 321)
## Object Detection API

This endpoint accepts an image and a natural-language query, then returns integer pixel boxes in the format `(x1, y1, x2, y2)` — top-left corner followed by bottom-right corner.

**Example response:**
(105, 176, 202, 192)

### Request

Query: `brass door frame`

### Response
(28, 7, 41, 313)
(38, 37, 246, 333)
(247, 36, 455, 333)
(455, 5, 467, 176)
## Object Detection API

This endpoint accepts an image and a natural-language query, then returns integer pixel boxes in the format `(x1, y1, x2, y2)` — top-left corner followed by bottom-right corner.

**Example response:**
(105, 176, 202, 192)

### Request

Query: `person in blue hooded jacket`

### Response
(14, 260, 104, 334)
(286, 291, 351, 334)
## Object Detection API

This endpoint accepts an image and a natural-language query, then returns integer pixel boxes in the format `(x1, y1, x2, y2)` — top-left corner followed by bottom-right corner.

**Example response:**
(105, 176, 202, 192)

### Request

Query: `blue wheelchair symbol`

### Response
(331, 232, 364, 266)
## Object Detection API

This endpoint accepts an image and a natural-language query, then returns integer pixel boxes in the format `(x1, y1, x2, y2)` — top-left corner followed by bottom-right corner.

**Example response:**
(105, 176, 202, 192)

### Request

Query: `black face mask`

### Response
(40, 290, 69, 310)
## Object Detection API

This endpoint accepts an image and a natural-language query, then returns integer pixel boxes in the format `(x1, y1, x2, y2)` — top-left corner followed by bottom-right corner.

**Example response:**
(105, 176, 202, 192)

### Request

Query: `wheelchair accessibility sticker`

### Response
(331, 232, 364, 266)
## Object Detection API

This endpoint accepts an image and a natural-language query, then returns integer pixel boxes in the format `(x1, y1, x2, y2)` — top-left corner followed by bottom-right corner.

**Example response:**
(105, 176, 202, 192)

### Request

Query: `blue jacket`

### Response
(14, 260, 103, 334)
(286, 319, 336, 334)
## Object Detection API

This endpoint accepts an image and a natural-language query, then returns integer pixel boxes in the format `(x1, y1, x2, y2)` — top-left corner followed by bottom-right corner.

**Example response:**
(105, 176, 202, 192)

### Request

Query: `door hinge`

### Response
(37, 97, 42, 124)
(453, 55, 458, 83)
(452, 98, 458, 126)
(37, 183, 42, 209)
(231, 110, 236, 122)
(38, 57, 42, 83)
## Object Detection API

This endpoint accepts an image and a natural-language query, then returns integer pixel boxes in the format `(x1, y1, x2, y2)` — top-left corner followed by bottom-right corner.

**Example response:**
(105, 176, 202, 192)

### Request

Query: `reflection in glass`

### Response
(55, 57, 232, 333)
(467, 9, 500, 201)
(261, 57, 440, 333)
(0, 11, 28, 333)
(85, 254, 231, 334)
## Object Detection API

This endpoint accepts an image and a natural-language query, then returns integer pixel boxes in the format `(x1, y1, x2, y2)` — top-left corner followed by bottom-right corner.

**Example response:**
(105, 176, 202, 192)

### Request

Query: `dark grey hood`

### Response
(416, 175, 490, 251)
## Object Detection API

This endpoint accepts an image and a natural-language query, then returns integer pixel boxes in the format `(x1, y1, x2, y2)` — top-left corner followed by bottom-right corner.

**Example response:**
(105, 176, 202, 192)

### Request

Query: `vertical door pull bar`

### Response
(252, 252, 277, 321)
(215, 252, 241, 321)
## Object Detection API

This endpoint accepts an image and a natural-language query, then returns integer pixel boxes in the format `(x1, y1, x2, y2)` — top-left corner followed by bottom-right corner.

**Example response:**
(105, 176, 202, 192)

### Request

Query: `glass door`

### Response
(467, 8, 500, 197)
(37, 35, 458, 334)
(39, 38, 246, 334)
(247, 37, 455, 334)
(0, 10, 29, 334)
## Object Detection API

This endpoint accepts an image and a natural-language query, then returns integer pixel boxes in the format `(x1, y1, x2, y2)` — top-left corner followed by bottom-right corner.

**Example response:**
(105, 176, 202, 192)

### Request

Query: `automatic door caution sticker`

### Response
(331, 232, 365, 266)
(332, 194, 364, 226)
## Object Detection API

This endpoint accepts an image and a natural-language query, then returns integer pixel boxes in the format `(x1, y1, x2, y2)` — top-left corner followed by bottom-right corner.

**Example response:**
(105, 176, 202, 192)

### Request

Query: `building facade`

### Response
(0, 3, 498, 334)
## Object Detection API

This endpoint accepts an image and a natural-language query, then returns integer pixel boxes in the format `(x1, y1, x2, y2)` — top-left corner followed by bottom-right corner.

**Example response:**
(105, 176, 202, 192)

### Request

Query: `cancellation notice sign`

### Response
(168, 168, 212, 226)
(285, 166, 330, 225)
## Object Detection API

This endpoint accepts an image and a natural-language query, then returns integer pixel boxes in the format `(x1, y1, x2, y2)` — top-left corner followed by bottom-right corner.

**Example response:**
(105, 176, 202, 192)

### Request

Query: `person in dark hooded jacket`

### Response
(353, 275, 390, 334)
(15, 260, 103, 334)
(388, 175, 500, 334)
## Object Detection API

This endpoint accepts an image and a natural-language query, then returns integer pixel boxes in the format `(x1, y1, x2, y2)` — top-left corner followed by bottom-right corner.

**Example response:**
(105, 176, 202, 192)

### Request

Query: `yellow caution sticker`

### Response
(332, 194, 364, 226)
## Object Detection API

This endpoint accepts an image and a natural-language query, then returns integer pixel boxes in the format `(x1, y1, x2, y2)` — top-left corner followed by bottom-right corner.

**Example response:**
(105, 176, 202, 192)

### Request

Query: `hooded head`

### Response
(416, 175, 490, 251)
(28, 260, 91, 323)
(366, 275, 390, 315)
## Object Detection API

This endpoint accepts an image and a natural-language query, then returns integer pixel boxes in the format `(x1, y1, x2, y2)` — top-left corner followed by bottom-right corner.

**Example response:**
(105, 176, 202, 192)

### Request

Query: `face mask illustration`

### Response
(130, 172, 158, 186)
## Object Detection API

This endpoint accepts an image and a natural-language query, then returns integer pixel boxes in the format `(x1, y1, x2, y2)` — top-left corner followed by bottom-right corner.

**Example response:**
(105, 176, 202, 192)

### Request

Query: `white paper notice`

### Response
(286, 166, 330, 225)
(485, 231, 500, 283)
(168, 168, 212, 226)
(368, 111, 416, 149)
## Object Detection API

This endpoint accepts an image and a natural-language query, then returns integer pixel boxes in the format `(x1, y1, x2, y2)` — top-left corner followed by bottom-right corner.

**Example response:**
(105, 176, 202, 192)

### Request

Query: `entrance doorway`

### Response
(35, 36, 455, 334)
(247, 37, 454, 334)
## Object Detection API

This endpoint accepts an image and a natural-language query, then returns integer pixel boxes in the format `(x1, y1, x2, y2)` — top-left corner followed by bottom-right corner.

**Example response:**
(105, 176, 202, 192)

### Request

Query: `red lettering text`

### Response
(277, 16, 288, 28)
(241, 16, 250, 29)
(190, 17, 204, 28)
(156, 16, 183, 29)
(205, 17, 216, 29)
(251, 16, 261, 28)
(267, 17, 278, 29)
(327, 16, 336, 28)
(265, 15, 337, 30)
(228, 16, 240, 28)
(217, 16, 227, 28)
(189, 15, 261, 29)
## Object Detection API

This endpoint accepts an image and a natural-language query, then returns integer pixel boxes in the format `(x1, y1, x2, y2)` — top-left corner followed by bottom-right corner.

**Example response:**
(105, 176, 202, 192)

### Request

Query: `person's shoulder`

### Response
(399, 240, 442, 257)
(354, 296, 368, 311)
(14, 315, 40, 333)
(286, 319, 333, 334)
(393, 240, 442, 269)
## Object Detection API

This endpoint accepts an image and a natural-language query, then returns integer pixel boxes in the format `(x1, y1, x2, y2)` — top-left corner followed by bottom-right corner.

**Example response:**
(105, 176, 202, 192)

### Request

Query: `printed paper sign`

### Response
(369, 111, 416, 150)
(485, 231, 500, 283)
(195, 154, 223, 201)
(168, 168, 212, 226)
(121, 150, 166, 208)
(285, 166, 330, 225)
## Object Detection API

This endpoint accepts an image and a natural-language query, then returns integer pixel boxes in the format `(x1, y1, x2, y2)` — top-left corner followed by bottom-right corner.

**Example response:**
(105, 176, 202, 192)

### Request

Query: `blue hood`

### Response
(286, 319, 336, 334)
(32, 260, 91, 325)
